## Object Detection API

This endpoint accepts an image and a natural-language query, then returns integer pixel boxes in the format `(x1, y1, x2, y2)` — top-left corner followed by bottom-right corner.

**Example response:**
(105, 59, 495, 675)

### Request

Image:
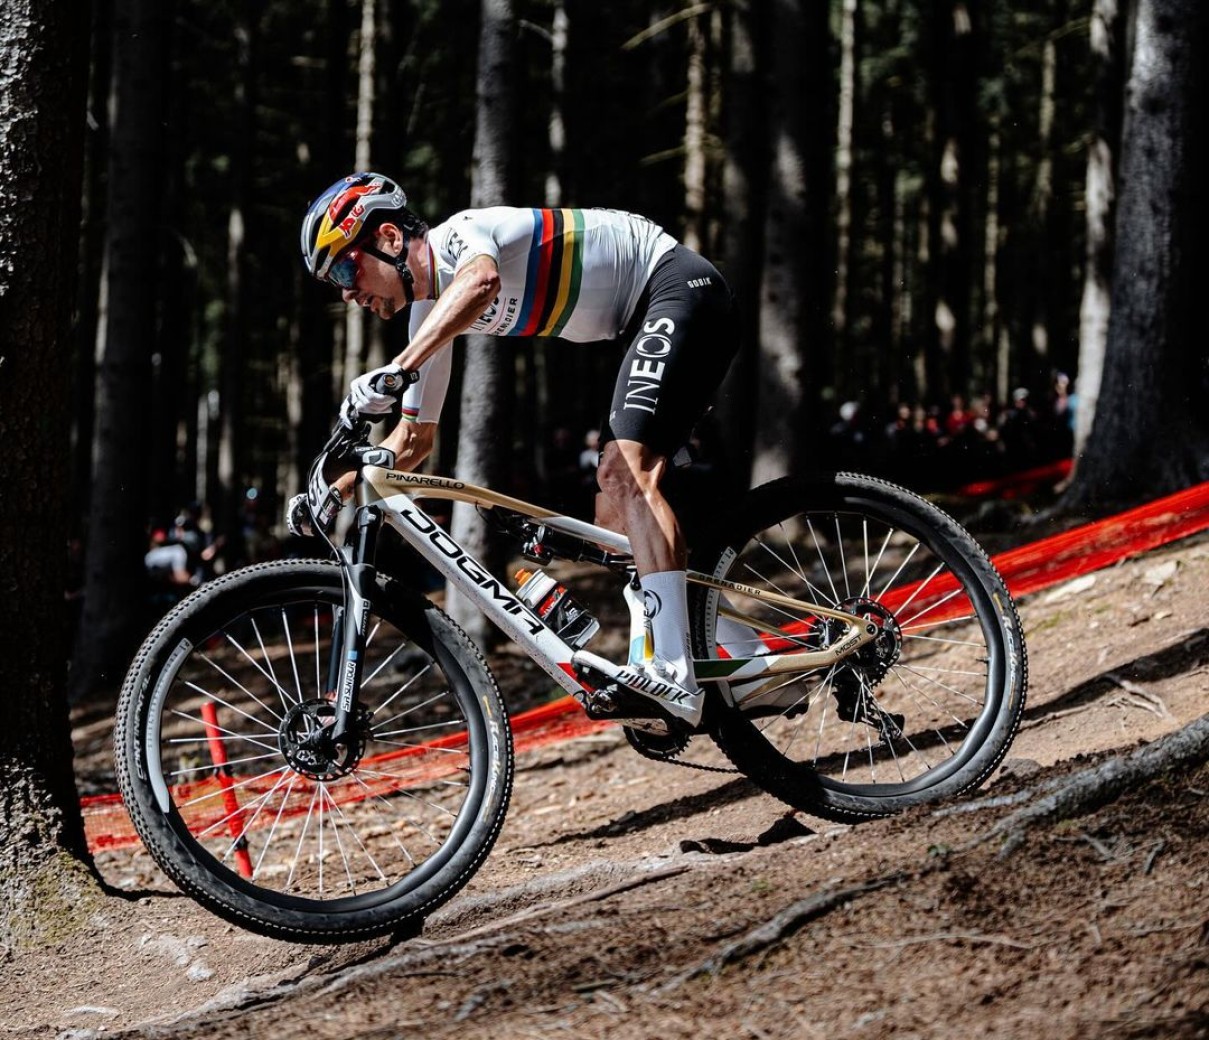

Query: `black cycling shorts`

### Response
(600, 245, 738, 456)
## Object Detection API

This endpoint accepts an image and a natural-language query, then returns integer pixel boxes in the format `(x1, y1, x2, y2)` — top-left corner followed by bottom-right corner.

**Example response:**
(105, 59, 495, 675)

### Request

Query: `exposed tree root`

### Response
(659, 874, 905, 990)
(666, 714, 1209, 985)
(982, 712, 1209, 856)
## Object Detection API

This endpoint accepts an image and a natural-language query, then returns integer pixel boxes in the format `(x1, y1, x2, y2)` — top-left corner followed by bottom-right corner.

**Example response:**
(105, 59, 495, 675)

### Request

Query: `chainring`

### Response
(623, 723, 691, 762)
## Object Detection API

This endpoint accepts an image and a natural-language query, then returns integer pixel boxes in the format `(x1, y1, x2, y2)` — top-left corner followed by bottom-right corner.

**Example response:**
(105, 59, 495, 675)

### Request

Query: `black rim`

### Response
(139, 578, 489, 914)
(706, 483, 1011, 801)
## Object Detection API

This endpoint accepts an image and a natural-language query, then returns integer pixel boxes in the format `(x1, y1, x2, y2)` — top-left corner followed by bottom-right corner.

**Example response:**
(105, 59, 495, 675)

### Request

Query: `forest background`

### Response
(10, 0, 1209, 697)
(1, 0, 1208, 958)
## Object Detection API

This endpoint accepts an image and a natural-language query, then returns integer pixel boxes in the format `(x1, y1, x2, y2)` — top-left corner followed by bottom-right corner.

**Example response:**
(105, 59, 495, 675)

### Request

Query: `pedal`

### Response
(582, 682, 674, 725)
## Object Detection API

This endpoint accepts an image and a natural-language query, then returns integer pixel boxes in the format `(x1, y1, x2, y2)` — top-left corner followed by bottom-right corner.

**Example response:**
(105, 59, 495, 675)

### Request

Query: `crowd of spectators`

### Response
(99, 377, 1075, 626)
(142, 493, 283, 610)
(533, 374, 1078, 510)
(824, 375, 1076, 491)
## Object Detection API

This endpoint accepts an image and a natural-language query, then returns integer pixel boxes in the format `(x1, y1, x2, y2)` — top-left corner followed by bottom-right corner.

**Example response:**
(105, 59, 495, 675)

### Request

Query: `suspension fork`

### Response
(328, 505, 383, 745)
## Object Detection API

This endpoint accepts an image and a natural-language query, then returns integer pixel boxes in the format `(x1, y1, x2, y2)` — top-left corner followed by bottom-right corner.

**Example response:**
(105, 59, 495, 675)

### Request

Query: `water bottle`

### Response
(514, 568, 600, 648)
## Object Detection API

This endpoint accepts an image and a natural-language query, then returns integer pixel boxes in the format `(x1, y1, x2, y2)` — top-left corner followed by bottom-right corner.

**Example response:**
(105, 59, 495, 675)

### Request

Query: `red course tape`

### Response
(82, 480, 1209, 854)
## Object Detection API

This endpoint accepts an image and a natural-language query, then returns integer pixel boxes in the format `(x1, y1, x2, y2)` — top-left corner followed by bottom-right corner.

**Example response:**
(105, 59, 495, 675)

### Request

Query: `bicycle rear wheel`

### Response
(690, 474, 1027, 822)
(114, 559, 512, 942)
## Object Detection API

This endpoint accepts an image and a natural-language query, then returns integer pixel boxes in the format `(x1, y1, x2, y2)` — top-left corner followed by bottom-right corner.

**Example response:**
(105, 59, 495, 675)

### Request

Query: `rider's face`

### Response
(340, 223, 423, 320)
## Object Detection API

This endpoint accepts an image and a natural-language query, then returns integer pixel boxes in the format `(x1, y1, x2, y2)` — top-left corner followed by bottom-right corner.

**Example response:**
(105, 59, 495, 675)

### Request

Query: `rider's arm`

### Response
(390, 254, 500, 371)
(375, 296, 452, 473)
(378, 420, 437, 473)
(377, 258, 497, 471)
(334, 251, 495, 497)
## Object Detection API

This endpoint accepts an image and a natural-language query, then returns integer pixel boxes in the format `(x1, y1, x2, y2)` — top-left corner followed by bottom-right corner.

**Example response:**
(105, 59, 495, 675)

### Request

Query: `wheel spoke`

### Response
(122, 567, 511, 935)
(250, 617, 293, 715)
(707, 485, 1022, 819)
(281, 608, 307, 704)
(194, 658, 284, 726)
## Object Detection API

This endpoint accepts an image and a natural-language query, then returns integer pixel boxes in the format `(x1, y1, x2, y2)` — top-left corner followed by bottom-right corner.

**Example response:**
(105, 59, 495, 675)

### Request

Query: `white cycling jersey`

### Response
(400, 207, 676, 423)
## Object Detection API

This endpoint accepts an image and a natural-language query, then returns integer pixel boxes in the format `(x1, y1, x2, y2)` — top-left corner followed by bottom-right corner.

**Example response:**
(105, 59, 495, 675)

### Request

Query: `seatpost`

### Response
(329, 505, 383, 744)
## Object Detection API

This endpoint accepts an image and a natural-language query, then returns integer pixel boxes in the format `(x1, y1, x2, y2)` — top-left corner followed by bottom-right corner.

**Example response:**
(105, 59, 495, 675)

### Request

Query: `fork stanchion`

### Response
(200, 701, 255, 880)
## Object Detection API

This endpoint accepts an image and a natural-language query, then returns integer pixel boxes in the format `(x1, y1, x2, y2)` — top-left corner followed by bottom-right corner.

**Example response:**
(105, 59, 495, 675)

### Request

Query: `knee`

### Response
(597, 442, 662, 503)
(595, 446, 629, 500)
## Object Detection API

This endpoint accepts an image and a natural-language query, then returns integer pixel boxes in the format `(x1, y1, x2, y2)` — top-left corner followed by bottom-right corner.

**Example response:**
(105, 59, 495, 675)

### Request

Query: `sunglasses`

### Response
(325, 247, 364, 290)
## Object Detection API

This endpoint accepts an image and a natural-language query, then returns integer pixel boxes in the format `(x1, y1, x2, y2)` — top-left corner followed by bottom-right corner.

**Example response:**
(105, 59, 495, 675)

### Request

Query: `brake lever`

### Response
(353, 445, 396, 468)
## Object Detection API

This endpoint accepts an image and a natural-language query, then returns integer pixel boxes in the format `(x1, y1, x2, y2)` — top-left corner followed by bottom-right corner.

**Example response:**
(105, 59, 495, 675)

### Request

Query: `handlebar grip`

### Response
(370, 368, 420, 395)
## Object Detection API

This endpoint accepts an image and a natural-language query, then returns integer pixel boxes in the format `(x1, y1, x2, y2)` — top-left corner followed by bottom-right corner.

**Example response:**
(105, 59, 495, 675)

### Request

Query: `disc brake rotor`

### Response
(278, 700, 371, 780)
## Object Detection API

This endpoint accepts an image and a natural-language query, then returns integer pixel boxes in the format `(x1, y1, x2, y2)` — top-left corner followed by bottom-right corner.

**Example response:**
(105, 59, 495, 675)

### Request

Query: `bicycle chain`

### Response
(667, 747, 739, 774)
(622, 725, 739, 774)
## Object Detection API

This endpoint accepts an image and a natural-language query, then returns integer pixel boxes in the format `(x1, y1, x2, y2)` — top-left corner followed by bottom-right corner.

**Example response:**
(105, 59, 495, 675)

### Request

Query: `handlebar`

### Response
(295, 367, 420, 537)
(370, 366, 419, 395)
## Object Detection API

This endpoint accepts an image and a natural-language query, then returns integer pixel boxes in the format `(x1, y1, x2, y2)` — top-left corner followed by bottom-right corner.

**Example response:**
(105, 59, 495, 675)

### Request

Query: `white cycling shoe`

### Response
(616, 656, 704, 728)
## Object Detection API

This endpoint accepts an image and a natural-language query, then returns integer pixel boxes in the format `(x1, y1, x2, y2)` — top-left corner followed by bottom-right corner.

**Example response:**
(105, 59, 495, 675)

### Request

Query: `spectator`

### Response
(828, 400, 868, 469)
(943, 394, 971, 441)
(144, 525, 197, 606)
(998, 387, 1039, 469)
(579, 428, 601, 474)
(1046, 371, 1076, 459)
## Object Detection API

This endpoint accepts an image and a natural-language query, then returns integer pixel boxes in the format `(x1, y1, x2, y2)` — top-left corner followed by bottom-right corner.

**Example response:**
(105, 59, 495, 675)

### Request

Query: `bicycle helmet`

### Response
(300, 172, 425, 288)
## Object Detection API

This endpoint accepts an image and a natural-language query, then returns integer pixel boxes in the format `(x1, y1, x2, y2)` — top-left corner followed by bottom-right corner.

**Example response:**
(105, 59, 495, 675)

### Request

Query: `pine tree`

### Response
(0, 0, 96, 943)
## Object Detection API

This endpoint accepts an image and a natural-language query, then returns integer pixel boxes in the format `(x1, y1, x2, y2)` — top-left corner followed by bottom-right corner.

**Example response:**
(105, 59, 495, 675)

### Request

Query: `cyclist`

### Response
(298, 172, 738, 726)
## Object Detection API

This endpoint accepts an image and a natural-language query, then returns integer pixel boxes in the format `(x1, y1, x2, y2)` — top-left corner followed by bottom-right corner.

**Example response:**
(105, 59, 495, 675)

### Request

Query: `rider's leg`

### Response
(595, 456, 761, 664)
(596, 440, 701, 711)
(595, 440, 681, 574)
(593, 245, 738, 721)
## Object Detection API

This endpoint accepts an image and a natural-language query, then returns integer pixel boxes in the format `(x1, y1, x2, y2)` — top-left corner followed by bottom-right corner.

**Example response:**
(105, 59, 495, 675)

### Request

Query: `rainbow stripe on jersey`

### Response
(511, 209, 586, 338)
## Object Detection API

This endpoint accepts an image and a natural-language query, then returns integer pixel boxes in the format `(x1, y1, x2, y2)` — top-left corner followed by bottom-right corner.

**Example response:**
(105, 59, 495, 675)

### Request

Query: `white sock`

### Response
(639, 570, 698, 691)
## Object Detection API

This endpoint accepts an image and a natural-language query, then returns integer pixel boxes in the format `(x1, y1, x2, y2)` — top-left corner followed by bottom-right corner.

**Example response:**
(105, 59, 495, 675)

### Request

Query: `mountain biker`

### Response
(298, 171, 738, 726)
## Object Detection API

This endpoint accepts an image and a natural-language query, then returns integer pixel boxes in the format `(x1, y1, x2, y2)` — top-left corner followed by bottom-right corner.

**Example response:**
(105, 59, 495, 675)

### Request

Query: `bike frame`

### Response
(327, 465, 880, 720)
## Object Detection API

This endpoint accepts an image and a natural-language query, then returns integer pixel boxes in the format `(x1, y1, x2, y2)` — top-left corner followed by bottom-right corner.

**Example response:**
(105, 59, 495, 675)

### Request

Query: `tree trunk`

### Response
(1073, 0, 1125, 460)
(876, 95, 901, 404)
(216, 2, 260, 569)
(923, 2, 982, 402)
(683, 11, 707, 253)
(983, 123, 1006, 404)
(832, 0, 856, 344)
(891, 169, 913, 398)
(1023, 34, 1058, 388)
(751, 0, 828, 486)
(343, 0, 377, 391)
(71, 0, 171, 698)
(545, 0, 567, 208)
(290, 0, 352, 492)
(713, 0, 768, 488)
(447, 0, 516, 647)
(71, 0, 113, 515)
(152, 44, 193, 528)
(1062, 0, 1209, 510)
(0, 0, 97, 945)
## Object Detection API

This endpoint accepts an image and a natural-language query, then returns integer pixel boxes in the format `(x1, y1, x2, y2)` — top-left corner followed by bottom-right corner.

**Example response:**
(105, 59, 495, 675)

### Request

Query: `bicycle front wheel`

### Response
(114, 560, 512, 943)
(691, 474, 1027, 822)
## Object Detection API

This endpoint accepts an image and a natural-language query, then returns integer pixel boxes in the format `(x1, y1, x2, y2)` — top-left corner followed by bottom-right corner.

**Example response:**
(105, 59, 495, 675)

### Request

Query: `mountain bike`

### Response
(114, 384, 1028, 943)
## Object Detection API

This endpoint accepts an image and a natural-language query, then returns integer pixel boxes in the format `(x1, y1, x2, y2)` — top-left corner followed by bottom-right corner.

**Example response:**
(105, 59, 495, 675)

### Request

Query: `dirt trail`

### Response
(4, 534, 1207, 1040)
